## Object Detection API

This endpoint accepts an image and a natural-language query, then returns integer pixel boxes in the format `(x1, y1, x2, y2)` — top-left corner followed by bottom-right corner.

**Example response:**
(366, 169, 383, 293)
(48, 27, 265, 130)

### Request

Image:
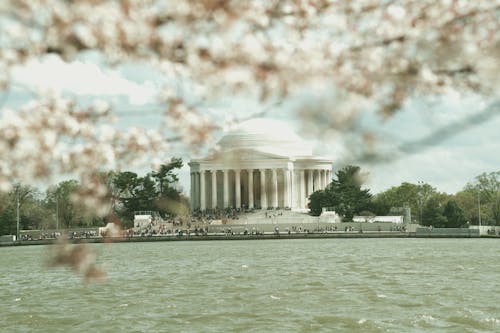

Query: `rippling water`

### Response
(1, 239, 500, 332)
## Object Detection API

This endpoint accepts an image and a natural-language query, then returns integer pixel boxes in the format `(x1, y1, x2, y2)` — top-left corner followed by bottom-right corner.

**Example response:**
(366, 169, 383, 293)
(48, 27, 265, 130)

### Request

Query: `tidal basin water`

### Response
(1, 238, 500, 332)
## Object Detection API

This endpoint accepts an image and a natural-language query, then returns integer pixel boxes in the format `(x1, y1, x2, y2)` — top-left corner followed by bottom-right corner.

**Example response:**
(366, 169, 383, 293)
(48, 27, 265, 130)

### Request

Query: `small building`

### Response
(134, 212, 154, 229)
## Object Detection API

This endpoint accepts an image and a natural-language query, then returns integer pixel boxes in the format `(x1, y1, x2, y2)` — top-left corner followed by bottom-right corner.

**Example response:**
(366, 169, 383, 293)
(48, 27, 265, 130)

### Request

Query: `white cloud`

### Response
(11, 54, 158, 105)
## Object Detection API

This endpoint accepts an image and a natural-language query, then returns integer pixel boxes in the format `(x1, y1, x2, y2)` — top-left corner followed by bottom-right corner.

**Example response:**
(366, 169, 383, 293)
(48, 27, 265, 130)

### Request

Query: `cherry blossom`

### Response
(0, 0, 498, 214)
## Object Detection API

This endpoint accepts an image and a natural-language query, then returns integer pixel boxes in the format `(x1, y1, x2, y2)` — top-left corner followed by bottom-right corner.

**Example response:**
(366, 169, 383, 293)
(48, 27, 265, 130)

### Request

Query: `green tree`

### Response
(308, 165, 372, 219)
(151, 158, 185, 216)
(476, 171, 500, 225)
(308, 189, 337, 217)
(111, 172, 157, 224)
(0, 204, 16, 236)
(421, 195, 447, 227)
(454, 189, 480, 225)
(464, 171, 500, 225)
(0, 184, 42, 235)
(110, 160, 184, 225)
(46, 180, 82, 228)
(443, 200, 467, 228)
(372, 182, 436, 223)
(151, 158, 183, 198)
(19, 194, 51, 230)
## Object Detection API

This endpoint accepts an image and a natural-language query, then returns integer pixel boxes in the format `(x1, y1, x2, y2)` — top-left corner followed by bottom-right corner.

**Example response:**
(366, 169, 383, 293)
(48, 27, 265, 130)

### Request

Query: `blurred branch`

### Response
(352, 99, 500, 164)
(234, 99, 283, 123)
(399, 99, 499, 154)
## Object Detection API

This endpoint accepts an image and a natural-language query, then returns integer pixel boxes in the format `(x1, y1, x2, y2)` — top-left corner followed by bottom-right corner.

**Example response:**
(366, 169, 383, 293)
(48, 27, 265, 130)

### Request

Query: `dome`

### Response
(217, 118, 314, 157)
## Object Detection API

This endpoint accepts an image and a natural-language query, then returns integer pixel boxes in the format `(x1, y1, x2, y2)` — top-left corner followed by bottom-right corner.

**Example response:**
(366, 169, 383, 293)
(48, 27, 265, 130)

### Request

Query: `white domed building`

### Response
(188, 119, 332, 211)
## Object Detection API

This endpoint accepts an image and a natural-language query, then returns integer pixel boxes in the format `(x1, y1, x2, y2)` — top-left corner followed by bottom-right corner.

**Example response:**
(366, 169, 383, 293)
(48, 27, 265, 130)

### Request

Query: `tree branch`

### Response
(349, 99, 500, 164)
(398, 100, 499, 155)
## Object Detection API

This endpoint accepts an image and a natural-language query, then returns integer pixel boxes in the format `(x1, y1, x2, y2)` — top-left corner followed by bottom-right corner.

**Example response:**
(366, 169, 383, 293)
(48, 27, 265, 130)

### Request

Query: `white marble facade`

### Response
(189, 119, 332, 211)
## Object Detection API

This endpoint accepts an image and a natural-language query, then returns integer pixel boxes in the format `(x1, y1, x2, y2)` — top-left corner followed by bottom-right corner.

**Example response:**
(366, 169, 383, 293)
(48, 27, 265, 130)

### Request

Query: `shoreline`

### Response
(2, 230, 492, 247)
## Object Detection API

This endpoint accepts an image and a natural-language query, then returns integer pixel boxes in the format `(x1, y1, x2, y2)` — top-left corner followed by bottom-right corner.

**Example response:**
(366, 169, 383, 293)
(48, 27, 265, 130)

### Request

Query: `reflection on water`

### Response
(1, 239, 500, 332)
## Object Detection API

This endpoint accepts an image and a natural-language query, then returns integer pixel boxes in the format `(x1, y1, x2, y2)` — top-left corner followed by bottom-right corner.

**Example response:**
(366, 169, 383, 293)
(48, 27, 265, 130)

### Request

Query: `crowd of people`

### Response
(16, 207, 412, 241)
(191, 207, 244, 222)
(20, 230, 98, 241)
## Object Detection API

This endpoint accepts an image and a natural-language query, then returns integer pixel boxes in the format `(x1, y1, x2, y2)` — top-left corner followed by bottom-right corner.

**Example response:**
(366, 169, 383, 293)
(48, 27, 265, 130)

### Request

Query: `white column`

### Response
(235, 169, 241, 209)
(307, 169, 313, 197)
(300, 170, 305, 208)
(272, 168, 278, 208)
(327, 170, 332, 186)
(313, 169, 320, 191)
(197, 172, 201, 209)
(260, 169, 267, 209)
(211, 170, 217, 209)
(248, 170, 254, 209)
(193, 172, 198, 209)
(322, 170, 327, 189)
(200, 170, 206, 211)
(223, 170, 229, 208)
(190, 172, 195, 210)
(284, 169, 291, 208)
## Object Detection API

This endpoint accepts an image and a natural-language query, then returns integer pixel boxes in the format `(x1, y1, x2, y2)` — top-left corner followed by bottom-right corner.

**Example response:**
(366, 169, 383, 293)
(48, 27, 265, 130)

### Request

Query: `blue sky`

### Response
(2, 53, 499, 195)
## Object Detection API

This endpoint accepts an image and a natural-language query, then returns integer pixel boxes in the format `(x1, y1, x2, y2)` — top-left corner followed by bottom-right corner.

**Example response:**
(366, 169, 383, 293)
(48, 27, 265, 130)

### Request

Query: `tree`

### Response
(476, 172, 500, 225)
(151, 158, 183, 198)
(443, 200, 467, 228)
(308, 189, 337, 217)
(15, 190, 50, 230)
(110, 161, 184, 225)
(418, 191, 465, 228)
(332, 166, 372, 220)
(21, 200, 53, 230)
(0, 193, 16, 235)
(454, 189, 481, 225)
(372, 182, 436, 222)
(0, 1, 498, 216)
(421, 195, 447, 227)
(46, 180, 83, 228)
(111, 172, 157, 224)
(308, 165, 372, 219)
(464, 171, 500, 225)
(151, 158, 185, 215)
(0, 184, 41, 234)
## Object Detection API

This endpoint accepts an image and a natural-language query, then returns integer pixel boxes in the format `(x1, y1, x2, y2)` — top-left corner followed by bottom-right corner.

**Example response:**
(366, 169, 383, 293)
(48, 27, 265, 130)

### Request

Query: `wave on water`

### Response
(1, 238, 499, 332)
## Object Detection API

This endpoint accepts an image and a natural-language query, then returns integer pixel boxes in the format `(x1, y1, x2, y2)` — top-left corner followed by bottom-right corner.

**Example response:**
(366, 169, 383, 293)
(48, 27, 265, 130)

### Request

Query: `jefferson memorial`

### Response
(189, 119, 332, 211)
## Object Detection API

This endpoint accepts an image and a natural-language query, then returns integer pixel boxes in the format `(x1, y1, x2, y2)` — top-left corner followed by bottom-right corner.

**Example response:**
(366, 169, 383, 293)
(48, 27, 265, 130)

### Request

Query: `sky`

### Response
(2, 53, 499, 195)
